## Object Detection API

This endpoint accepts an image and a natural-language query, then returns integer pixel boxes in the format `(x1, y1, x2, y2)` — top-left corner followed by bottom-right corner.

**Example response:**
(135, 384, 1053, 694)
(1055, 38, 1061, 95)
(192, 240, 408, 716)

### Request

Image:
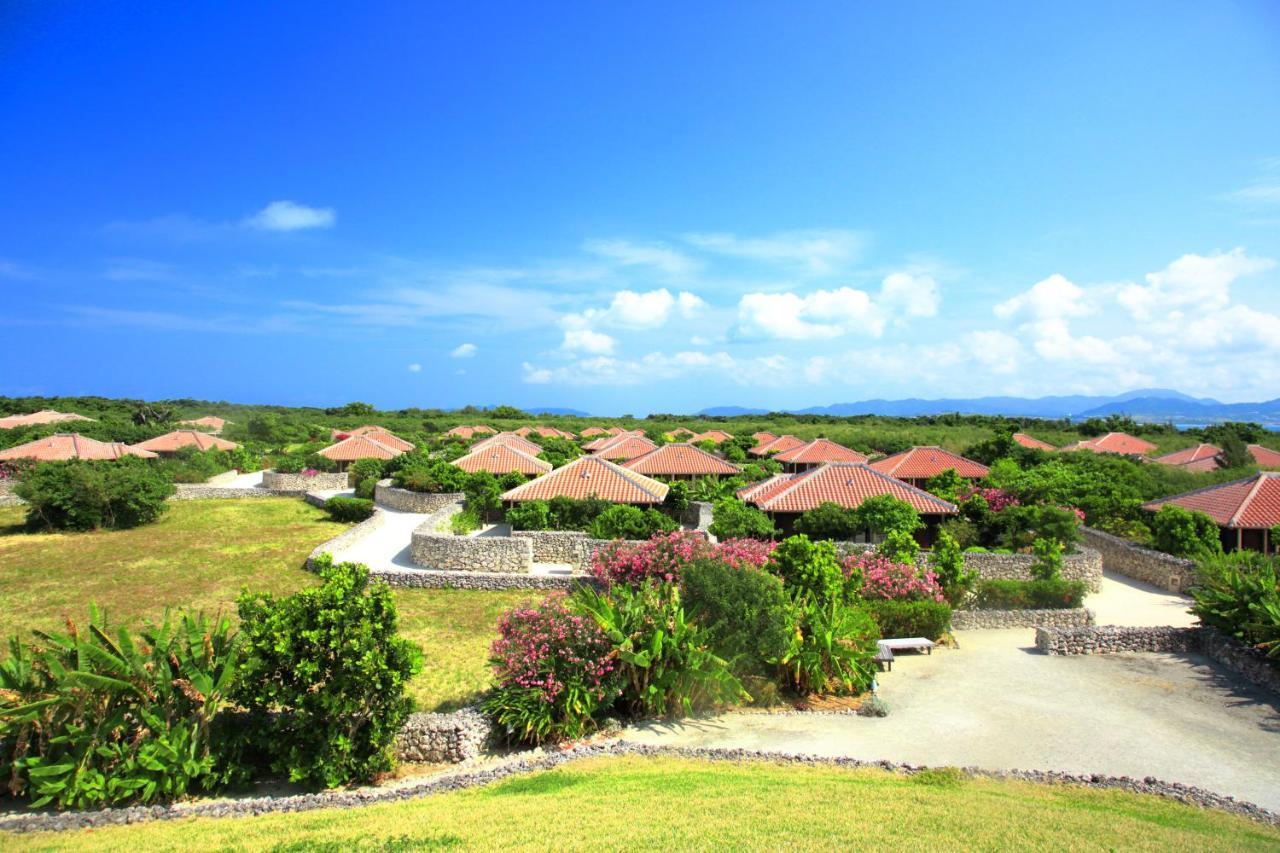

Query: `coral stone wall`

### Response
(374, 480, 465, 513)
(510, 530, 590, 563)
(1079, 526, 1196, 593)
(952, 608, 1094, 630)
(962, 548, 1103, 592)
(396, 708, 492, 764)
(410, 527, 532, 573)
(1035, 625, 1200, 655)
(262, 471, 350, 491)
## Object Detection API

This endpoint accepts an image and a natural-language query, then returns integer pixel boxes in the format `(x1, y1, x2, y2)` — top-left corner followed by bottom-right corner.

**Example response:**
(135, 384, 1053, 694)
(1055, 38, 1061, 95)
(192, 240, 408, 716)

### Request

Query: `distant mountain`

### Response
(526, 406, 592, 417)
(1077, 396, 1280, 422)
(698, 406, 771, 417)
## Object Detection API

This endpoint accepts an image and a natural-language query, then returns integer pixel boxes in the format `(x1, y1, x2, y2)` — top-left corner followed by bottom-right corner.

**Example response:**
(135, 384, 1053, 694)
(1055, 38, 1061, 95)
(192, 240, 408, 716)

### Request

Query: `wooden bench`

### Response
(874, 643, 895, 672)
(879, 637, 936, 656)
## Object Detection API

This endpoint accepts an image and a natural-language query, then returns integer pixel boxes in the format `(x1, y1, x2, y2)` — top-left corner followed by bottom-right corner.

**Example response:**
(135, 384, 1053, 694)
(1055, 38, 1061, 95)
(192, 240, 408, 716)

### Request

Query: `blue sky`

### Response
(2, 2, 1279, 415)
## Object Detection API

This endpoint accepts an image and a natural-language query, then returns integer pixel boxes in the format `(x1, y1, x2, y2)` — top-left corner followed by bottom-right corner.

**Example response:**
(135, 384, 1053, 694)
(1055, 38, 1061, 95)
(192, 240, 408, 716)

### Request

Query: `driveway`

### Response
(623, 628, 1280, 811)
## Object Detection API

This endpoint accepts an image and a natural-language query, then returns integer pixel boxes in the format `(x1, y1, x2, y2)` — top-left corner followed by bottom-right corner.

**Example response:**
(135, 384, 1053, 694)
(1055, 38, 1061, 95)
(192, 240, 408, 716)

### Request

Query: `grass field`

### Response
(9, 754, 1279, 851)
(0, 499, 535, 711)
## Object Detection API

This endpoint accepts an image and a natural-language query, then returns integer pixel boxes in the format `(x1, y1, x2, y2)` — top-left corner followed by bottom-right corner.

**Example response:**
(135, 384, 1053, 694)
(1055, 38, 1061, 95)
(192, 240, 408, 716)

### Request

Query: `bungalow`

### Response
(1143, 472, 1280, 553)
(445, 425, 496, 440)
(752, 431, 776, 442)
(1012, 433, 1056, 451)
(1061, 432, 1157, 457)
(868, 446, 989, 488)
(133, 430, 240, 455)
(471, 431, 544, 457)
(591, 433, 659, 463)
(772, 438, 869, 472)
(0, 433, 157, 462)
(0, 410, 94, 429)
(738, 462, 958, 542)
(1250, 444, 1280, 469)
(453, 443, 552, 477)
(580, 427, 610, 438)
(622, 443, 741, 480)
(665, 428, 698, 440)
(317, 434, 408, 471)
(582, 429, 644, 451)
(749, 434, 805, 457)
(500, 455, 669, 505)
(1154, 444, 1223, 472)
(177, 416, 229, 434)
(692, 429, 735, 444)
(515, 425, 577, 440)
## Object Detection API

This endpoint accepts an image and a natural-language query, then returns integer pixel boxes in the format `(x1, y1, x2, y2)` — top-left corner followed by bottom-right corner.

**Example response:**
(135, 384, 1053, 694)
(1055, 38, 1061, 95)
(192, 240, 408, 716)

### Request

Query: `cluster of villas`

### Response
(2, 411, 1278, 554)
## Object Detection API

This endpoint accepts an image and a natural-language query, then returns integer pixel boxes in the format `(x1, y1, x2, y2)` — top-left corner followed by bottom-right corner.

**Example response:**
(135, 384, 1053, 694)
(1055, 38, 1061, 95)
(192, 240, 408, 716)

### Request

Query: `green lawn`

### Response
(0, 499, 535, 711)
(10, 754, 1278, 851)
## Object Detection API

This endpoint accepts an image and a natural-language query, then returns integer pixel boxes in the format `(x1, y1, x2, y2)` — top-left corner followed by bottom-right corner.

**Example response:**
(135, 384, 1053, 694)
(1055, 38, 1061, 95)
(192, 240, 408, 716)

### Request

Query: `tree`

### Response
(923, 468, 964, 502)
(852, 495, 922, 536)
(794, 502, 859, 541)
(1219, 432, 1252, 470)
(709, 498, 777, 540)
(1151, 505, 1222, 558)
(337, 401, 376, 417)
(131, 403, 174, 426)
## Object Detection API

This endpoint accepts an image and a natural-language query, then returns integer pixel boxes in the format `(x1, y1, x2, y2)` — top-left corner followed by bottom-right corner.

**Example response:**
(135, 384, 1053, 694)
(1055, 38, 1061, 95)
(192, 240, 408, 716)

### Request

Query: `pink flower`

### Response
(846, 552, 944, 602)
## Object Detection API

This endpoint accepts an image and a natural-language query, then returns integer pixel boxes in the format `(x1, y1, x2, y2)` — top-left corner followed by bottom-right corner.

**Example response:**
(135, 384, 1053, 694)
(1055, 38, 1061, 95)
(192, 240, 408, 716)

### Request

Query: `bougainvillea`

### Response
(959, 486, 1020, 512)
(845, 552, 944, 602)
(589, 530, 777, 586)
(714, 538, 778, 570)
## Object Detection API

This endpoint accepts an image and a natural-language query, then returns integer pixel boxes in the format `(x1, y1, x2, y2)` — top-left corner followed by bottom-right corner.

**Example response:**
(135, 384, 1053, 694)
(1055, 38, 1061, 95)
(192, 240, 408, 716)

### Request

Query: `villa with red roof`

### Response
(501, 455, 669, 505)
(622, 443, 741, 480)
(739, 462, 958, 540)
(1061, 432, 1157, 457)
(471, 432, 544, 457)
(580, 427, 609, 438)
(1250, 444, 1280, 469)
(515, 425, 576, 440)
(445, 425, 497, 440)
(0, 410, 94, 429)
(317, 434, 410, 469)
(1012, 433, 1056, 451)
(1154, 444, 1223, 472)
(750, 434, 805, 457)
(0, 433, 157, 462)
(582, 429, 644, 451)
(133, 430, 240, 455)
(453, 443, 552, 477)
(692, 429, 735, 444)
(868, 446, 989, 488)
(1143, 472, 1280, 553)
(591, 433, 659, 462)
(177, 416, 230, 434)
(665, 428, 698, 440)
(773, 438, 869, 472)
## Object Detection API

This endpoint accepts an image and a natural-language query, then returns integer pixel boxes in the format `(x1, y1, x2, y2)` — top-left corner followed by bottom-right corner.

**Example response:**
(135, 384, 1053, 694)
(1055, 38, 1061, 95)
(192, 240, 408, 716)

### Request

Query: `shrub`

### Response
(866, 600, 952, 640)
(17, 458, 174, 531)
(1191, 554, 1280, 658)
(573, 582, 744, 717)
(354, 476, 378, 500)
(663, 480, 690, 512)
(506, 500, 552, 531)
(680, 559, 792, 677)
(766, 535, 845, 606)
(779, 598, 879, 696)
(876, 529, 920, 564)
(852, 495, 922, 536)
(349, 457, 388, 485)
(931, 530, 977, 605)
(393, 456, 467, 493)
(450, 506, 483, 535)
(997, 504, 1081, 552)
(794, 502, 859, 541)
(971, 579, 1087, 610)
(325, 496, 375, 523)
(483, 595, 620, 745)
(232, 557, 422, 788)
(589, 505, 678, 540)
(853, 552, 944, 602)
(1030, 537, 1063, 581)
(714, 537, 778, 569)
(1152, 505, 1223, 559)
(590, 529, 709, 587)
(709, 498, 777, 540)
(937, 517, 980, 549)
(547, 495, 612, 531)
(463, 471, 503, 518)
(0, 606, 239, 808)
(923, 468, 964, 502)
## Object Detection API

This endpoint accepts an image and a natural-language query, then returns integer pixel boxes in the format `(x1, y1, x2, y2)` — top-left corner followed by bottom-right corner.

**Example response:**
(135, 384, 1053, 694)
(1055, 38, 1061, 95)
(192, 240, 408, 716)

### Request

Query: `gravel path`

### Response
(328, 505, 431, 570)
(1088, 570, 1197, 627)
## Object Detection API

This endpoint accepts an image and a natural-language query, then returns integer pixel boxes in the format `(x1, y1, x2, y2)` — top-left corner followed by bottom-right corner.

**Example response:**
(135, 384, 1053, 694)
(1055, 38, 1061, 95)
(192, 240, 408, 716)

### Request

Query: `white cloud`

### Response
(736, 287, 884, 340)
(684, 229, 866, 274)
(964, 330, 1023, 374)
(608, 289, 681, 328)
(878, 272, 940, 318)
(1116, 248, 1273, 320)
(561, 328, 616, 355)
(995, 273, 1092, 321)
(407, 363, 422, 373)
(451, 342, 478, 358)
(582, 239, 698, 277)
(244, 200, 335, 232)
(522, 362, 553, 383)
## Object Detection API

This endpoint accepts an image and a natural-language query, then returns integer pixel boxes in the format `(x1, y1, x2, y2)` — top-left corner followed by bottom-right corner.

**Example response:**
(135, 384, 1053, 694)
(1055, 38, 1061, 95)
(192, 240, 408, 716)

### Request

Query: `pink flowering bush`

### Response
(589, 531, 778, 587)
(483, 594, 620, 744)
(846, 552, 945, 602)
(715, 538, 778, 570)
(959, 486, 1019, 512)
(301, 468, 319, 478)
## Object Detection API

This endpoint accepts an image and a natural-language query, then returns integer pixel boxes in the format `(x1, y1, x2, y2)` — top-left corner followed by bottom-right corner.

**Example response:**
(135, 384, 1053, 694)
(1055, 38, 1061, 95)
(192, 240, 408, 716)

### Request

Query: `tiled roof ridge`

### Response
(1229, 472, 1279, 528)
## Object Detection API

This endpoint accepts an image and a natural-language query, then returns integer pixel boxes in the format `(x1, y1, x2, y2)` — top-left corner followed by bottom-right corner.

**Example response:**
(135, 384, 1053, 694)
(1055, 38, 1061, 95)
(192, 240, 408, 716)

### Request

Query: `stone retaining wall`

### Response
(374, 480, 465, 514)
(172, 485, 309, 500)
(1080, 526, 1195, 593)
(830, 543, 1103, 592)
(953, 608, 1094, 630)
(1036, 625, 1202, 655)
(510, 530, 590, 563)
(262, 471, 350, 491)
(1200, 627, 1280, 697)
(411, 527, 532, 572)
(367, 567, 589, 590)
(397, 708, 492, 764)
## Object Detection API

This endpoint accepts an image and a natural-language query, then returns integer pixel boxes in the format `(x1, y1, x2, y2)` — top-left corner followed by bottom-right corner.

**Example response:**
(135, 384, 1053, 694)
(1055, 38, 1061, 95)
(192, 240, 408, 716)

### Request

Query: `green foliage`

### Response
(450, 506, 483, 535)
(865, 600, 953, 640)
(0, 606, 240, 808)
(589, 505, 679, 540)
(1191, 553, 1280, 658)
(506, 500, 552, 531)
(349, 457, 389, 484)
(923, 468, 965, 502)
(852, 495, 922, 535)
(971, 579, 1087, 610)
(1151, 505, 1223, 558)
(232, 557, 422, 788)
(16, 458, 174, 531)
(573, 582, 745, 717)
(680, 558, 793, 677)
(662, 480, 690, 512)
(462, 471, 503, 518)
(393, 455, 468, 493)
(877, 529, 921, 565)
(778, 598, 879, 696)
(997, 504, 1081, 551)
(794, 502, 860, 541)
(159, 446, 234, 484)
(355, 476, 378, 500)
(930, 530, 977, 605)
(1219, 432, 1252, 469)
(325, 496, 375, 523)
(766, 535, 845, 605)
(533, 437, 582, 468)
(546, 495, 612, 531)
(1030, 537, 1064, 581)
(709, 498, 777, 540)
(937, 517, 980, 549)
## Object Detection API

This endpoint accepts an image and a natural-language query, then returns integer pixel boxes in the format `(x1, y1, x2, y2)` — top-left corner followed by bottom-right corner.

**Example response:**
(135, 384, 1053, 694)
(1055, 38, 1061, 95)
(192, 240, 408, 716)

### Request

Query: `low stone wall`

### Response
(963, 548, 1102, 592)
(1080, 526, 1196, 593)
(172, 485, 308, 500)
(375, 480, 465, 514)
(681, 501, 713, 531)
(511, 530, 590, 563)
(397, 707, 492, 764)
(1199, 628, 1280, 697)
(953, 608, 1094, 630)
(367, 567, 588, 590)
(411, 527, 532, 573)
(262, 471, 350, 491)
(1036, 625, 1201, 655)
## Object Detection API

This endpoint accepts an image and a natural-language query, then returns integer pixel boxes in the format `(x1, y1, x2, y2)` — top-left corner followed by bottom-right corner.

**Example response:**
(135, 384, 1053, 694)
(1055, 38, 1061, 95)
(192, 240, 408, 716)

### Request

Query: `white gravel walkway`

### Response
(1087, 571, 1197, 627)
(327, 505, 432, 571)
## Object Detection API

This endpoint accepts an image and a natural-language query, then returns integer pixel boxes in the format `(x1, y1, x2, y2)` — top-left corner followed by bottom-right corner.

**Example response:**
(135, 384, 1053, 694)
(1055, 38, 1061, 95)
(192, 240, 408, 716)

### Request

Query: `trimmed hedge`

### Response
(325, 496, 375, 523)
(970, 579, 1086, 610)
(865, 600, 952, 640)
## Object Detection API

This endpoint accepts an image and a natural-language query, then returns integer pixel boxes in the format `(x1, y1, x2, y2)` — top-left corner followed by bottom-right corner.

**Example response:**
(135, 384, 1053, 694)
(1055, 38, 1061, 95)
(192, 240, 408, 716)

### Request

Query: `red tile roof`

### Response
(177, 416, 229, 431)
(445, 425, 487, 439)
(591, 434, 659, 462)
(0, 410, 94, 429)
(1154, 444, 1222, 467)
(515, 425, 576, 440)
(453, 443, 552, 476)
(501, 455, 669, 504)
(773, 438, 869, 466)
(580, 427, 609, 438)
(622, 443, 741, 477)
(752, 432, 776, 442)
(1062, 432, 1157, 456)
(750, 434, 805, 456)
(692, 430, 735, 444)
(133, 430, 240, 453)
(1250, 445, 1280, 469)
(1012, 433, 1056, 451)
(739, 463, 958, 515)
(665, 428, 698, 439)
(317, 435, 406, 462)
(1144, 472, 1280, 529)
(331, 424, 397, 440)
(0, 433, 158, 461)
(868, 446, 989, 480)
(471, 432, 545, 456)
(582, 429, 644, 451)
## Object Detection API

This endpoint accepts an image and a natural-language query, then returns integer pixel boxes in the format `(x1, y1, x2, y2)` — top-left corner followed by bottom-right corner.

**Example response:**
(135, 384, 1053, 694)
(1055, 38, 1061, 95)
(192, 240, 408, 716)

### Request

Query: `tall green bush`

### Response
(766, 535, 845, 605)
(680, 558, 792, 677)
(866, 600, 952, 640)
(930, 530, 977, 605)
(16, 458, 174, 531)
(589, 505, 678, 540)
(794, 502, 859, 541)
(852, 495, 922, 536)
(709, 498, 777, 540)
(1151, 505, 1223, 558)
